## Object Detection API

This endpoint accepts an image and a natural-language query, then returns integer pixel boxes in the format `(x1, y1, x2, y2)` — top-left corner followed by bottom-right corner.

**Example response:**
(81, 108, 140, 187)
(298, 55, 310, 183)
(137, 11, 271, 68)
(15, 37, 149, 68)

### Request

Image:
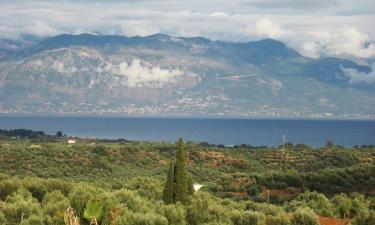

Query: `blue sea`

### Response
(0, 116, 374, 147)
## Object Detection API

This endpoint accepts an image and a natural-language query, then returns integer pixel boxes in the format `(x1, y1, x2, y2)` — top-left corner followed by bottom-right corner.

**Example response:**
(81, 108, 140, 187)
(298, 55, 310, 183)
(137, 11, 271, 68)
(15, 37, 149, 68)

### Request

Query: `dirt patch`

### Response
(231, 177, 252, 189)
(359, 157, 374, 163)
(135, 151, 158, 160)
(29, 144, 42, 149)
(319, 217, 350, 225)
(158, 159, 169, 165)
(260, 188, 299, 200)
(199, 151, 248, 168)
(198, 151, 226, 159)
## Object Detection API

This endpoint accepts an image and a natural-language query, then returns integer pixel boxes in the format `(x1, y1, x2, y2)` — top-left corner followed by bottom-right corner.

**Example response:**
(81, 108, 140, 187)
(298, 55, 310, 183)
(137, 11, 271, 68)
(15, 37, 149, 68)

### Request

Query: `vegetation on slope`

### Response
(0, 134, 374, 224)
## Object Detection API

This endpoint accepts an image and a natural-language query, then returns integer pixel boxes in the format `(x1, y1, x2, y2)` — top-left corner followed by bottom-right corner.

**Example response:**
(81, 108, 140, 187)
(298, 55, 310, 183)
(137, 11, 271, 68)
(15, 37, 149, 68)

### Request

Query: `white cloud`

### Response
(17, 21, 61, 37)
(303, 26, 375, 58)
(120, 21, 160, 37)
(110, 59, 185, 87)
(209, 12, 228, 17)
(342, 63, 375, 84)
(253, 18, 286, 39)
(0, 0, 374, 59)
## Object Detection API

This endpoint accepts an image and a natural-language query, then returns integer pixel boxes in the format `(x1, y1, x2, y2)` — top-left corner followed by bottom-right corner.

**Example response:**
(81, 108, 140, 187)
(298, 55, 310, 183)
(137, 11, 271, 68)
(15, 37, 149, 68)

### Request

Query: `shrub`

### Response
(158, 203, 186, 225)
(113, 189, 147, 212)
(242, 211, 266, 225)
(93, 145, 107, 156)
(42, 190, 70, 225)
(0, 179, 21, 200)
(291, 191, 335, 217)
(19, 214, 44, 225)
(266, 214, 291, 225)
(331, 193, 351, 218)
(118, 211, 168, 225)
(291, 208, 319, 225)
(3, 189, 42, 224)
(187, 192, 231, 225)
(351, 210, 375, 225)
(83, 200, 103, 224)
(0, 211, 7, 224)
(68, 186, 94, 218)
(231, 210, 266, 225)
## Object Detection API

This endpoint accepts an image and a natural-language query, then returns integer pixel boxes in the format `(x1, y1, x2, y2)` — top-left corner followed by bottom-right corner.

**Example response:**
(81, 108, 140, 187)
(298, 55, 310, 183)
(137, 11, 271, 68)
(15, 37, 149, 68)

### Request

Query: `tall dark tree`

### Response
(162, 138, 193, 205)
(56, 131, 63, 138)
(162, 162, 175, 204)
(174, 138, 189, 204)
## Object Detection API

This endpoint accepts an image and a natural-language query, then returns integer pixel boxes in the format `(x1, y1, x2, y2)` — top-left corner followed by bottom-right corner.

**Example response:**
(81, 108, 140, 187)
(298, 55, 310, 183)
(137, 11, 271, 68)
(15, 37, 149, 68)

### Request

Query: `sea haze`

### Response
(0, 116, 374, 147)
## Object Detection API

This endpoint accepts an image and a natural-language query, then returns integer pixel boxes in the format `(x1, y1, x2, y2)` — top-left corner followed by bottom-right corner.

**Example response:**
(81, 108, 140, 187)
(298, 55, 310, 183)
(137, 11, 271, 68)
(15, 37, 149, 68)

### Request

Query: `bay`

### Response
(0, 116, 374, 147)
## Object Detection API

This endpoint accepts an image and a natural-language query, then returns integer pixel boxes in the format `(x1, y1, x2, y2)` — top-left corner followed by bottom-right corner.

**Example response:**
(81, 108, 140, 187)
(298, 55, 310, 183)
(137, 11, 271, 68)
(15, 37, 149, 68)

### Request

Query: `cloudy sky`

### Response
(1, 0, 375, 58)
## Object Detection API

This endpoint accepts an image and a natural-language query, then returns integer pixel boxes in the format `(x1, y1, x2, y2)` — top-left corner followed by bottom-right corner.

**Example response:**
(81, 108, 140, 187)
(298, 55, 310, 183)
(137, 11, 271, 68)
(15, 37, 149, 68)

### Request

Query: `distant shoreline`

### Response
(1, 116, 374, 147)
(1, 113, 375, 121)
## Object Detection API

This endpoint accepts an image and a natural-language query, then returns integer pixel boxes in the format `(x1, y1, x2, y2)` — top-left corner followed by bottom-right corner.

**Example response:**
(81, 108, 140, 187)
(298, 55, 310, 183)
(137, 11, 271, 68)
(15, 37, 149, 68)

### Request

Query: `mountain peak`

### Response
(254, 38, 286, 46)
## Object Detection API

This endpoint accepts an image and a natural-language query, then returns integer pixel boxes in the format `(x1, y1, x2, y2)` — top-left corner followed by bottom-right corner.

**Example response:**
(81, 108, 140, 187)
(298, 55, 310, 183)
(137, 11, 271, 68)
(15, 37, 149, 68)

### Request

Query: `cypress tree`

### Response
(174, 138, 189, 204)
(162, 162, 175, 204)
(162, 138, 193, 205)
(187, 175, 194, 195)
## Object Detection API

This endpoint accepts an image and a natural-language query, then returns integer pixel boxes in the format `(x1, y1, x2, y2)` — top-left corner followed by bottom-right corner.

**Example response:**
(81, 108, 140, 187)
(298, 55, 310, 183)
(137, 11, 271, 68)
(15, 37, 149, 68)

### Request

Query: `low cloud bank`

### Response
(111, 59, 185, 87)
(1, 1, 375, 59)
(342, 63, 375, 84)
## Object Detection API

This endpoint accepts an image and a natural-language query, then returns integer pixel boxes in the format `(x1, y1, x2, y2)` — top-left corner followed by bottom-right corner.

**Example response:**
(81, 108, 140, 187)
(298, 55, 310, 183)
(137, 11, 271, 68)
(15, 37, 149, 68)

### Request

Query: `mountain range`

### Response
(0, 33, 374, 118)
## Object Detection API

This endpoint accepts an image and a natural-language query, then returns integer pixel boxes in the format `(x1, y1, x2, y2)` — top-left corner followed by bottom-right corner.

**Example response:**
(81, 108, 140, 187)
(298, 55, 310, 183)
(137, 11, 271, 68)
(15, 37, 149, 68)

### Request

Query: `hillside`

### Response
(1, 138, 375, 198)
(0, 137, 374, 224)
(0, 34, 375, 118)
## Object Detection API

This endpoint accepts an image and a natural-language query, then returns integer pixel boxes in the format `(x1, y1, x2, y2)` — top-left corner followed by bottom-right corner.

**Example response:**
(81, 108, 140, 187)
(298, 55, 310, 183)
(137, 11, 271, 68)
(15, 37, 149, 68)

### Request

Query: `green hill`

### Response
(0, 137, 374, 224)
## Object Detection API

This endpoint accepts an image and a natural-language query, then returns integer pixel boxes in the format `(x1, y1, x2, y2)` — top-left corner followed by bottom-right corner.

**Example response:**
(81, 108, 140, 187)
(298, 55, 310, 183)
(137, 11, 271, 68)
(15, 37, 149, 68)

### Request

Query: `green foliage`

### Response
(0, 173, 374, 225)
(291, 208, 320, 225)
(19, 214, 44, 225)
(158, 203, 186, 225)
(174, 138, 190, 204)
(265, 214, 291, 225)
(187, 192, 232, 225)
(292, 191, 335, 217)
(93, 145, 107, 156)
(370, 198, 375, 210)
(0, 211, 7, 224)
(163, 162, 175, 204)
(332, 193, 352, 218)
(0, 140, 374, 225)
(118, 211, 168, 225)
(231, 210, 266, 225)
(162, 138, 193, 205)
(2, 189, 42, 224)
(83, 200, 103, 224)
(68, 186, 94, 218)
(351, 210, 375, 225)
(244, 201, 283, 216)
(0, 178, 21, 200)
(187, 175, 195, 195)
(350, 194, 369, 218)
(42, 190, 69, 225)
(248, 184, 261, 197)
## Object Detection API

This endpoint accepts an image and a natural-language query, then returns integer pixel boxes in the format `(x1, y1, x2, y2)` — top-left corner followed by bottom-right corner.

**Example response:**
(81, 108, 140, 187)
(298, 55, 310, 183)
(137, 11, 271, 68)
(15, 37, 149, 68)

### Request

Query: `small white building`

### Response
(67, 139, 76, 144)
(193, 184, 204, 192)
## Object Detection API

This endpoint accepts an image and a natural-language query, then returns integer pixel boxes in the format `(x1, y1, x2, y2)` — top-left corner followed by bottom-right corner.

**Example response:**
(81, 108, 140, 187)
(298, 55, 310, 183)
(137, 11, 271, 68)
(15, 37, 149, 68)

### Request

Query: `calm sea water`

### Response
(0, 116, 374, 147)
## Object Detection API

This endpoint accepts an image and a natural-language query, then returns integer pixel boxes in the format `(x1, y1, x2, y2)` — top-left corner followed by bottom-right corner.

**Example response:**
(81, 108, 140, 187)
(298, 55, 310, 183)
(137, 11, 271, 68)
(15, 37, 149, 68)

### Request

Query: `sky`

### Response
(0, 0, 375, 58)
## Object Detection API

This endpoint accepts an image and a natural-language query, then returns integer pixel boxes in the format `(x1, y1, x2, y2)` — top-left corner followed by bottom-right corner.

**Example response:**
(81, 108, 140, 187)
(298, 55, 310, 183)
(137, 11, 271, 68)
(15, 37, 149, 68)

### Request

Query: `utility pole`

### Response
(282, 134, 286, 150)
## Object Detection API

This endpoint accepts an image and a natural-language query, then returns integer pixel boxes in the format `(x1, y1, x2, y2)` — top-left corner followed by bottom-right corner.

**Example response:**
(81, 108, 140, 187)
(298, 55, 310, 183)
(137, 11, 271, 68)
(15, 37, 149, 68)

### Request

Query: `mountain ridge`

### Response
(0, 33, 374, 118)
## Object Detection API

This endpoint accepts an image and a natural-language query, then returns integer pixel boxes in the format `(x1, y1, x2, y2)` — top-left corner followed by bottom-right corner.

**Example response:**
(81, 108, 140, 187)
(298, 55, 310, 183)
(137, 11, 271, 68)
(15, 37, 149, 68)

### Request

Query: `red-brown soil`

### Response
(319, 217, 350, 225)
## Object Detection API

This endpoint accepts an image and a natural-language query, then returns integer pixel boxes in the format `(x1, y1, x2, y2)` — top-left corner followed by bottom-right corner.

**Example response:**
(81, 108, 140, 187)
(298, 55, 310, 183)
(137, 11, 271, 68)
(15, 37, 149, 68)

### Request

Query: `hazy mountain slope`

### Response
(0, 33, 374, 117)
